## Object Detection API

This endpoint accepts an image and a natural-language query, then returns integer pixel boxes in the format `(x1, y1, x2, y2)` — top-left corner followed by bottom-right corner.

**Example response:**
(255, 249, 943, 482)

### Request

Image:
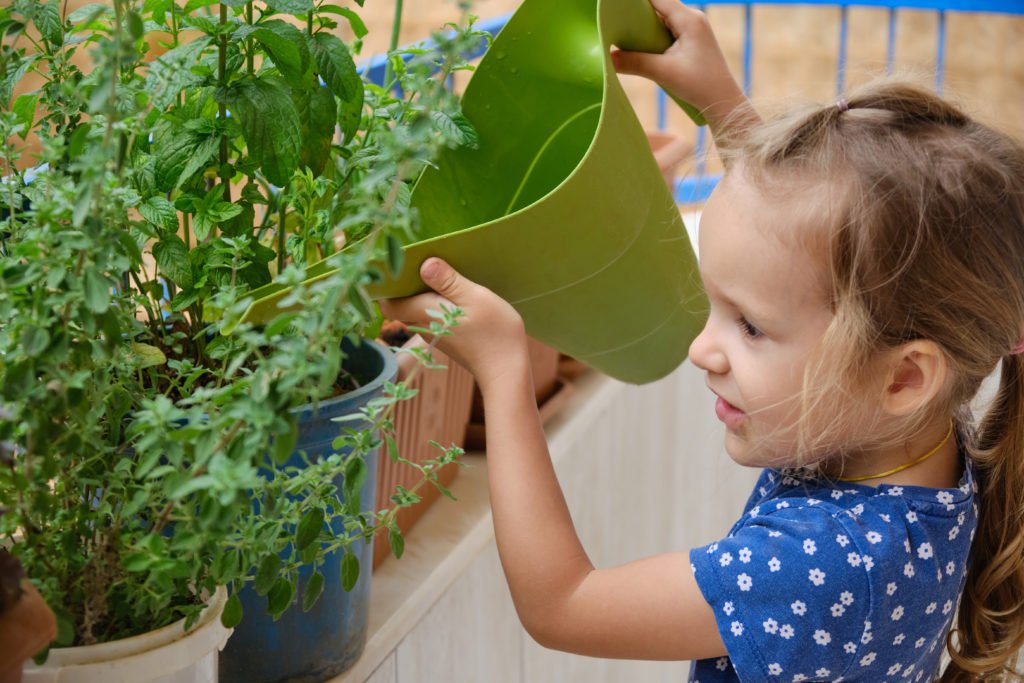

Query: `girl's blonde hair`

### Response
(736, 80, 1024, 680)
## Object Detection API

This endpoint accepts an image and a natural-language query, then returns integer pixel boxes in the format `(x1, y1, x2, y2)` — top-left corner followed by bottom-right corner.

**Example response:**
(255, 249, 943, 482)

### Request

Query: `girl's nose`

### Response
(688, 320, 729, 375)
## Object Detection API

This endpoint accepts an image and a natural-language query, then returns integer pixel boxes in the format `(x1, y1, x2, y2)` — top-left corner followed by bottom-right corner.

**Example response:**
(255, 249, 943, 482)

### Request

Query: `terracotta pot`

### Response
(465, 337, 571, 450)
(645, 130, 694, 191)
(0, 582, 56, 683)
(373, 333, 475, 568)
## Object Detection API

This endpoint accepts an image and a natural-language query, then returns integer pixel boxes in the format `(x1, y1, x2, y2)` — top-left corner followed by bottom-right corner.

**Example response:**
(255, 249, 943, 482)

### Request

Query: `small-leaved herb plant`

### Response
(0, 0, 484, 648)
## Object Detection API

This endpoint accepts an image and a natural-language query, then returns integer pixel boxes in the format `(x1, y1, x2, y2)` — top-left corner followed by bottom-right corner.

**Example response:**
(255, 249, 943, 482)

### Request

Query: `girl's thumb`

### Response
(420, 258, 461, 299)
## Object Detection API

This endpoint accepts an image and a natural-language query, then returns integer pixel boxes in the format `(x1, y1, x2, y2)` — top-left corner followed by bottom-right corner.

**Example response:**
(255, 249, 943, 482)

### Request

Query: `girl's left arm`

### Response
(381, 259, 726, 661)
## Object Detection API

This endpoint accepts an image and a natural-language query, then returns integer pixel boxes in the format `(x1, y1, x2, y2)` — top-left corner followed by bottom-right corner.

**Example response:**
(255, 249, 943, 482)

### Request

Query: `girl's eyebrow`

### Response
(703, 274, 779, 327)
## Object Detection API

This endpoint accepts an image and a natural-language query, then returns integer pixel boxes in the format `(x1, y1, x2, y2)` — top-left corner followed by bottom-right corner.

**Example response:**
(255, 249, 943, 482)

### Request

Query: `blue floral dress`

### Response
(689, 456, 977, 682)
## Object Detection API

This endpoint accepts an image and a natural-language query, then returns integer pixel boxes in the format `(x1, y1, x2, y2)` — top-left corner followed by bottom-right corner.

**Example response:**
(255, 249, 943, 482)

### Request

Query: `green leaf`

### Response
(144, 38, 210, 111)
(11, 93, 38, 139)
(267, 578, 295, 619)
(176, 135, 220, 189)
(167, 473, 215, 499)
(67, 3, 110, 23)
(82, 267, 111, 313)
(153, 235, 194, 289)
(34, 0, 63, 46)
(319, 6, 368, 38)
(271, 417, 298, 464)
(341, 551, 359, 592)
(388, 527, 405, 559)
(247, 20, 310, 84)
(299, 542, 318, 566)
(183, 0, 218, 11)
(308, 34, 363, 137)
(220, 76, 301, 187)
(154, 132, 200, 191)
(433, 482, 457, 501)
(342, 454, 367, 505)
(264, 0, 313, 14)
(54, 611, 75, 647)
(346, 284, 373, 323)
(294, 85, 336, 176)
(221, 592, 243, 628)
(295, 507, 324, 551)
(19, 326, 49, 357)
(130, 342, 167, 368)
(254, 554, 282, 596)
(430, 110, 480, 149)
(337, 90, 363, 144)
(301, 572, 325, 612)
(1, 55, 37, 108)
(126, 10, 144, 40)
(139, 196, 179, 233)
(182, 14, 218, 36)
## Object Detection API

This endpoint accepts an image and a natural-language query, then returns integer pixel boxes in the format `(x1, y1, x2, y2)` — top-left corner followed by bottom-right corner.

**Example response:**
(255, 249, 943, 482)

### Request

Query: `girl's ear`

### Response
(881, 340, 948, 417)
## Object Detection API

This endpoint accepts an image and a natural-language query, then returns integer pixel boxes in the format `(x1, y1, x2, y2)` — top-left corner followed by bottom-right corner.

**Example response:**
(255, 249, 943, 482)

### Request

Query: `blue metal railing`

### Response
(370, 2, 1023, 205)
(667, 0, 1023, 203)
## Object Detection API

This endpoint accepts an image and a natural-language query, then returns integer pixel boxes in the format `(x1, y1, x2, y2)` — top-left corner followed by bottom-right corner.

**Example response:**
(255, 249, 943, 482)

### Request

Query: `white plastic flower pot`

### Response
(22, 587, 232, 683)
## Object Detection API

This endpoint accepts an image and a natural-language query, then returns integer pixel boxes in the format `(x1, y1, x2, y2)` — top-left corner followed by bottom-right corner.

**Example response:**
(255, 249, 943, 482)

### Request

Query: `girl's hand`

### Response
(379, 258, 530, 392)
(611, 0, 756, 138)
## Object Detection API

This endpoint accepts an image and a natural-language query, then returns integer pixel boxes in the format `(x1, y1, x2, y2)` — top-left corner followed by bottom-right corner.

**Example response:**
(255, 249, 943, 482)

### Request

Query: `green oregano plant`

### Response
(0, 0, 484, 648)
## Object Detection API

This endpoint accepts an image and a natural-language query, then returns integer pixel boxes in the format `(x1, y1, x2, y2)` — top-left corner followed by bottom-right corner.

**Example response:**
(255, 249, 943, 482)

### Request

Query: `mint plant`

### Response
(0, 0, 482, 648)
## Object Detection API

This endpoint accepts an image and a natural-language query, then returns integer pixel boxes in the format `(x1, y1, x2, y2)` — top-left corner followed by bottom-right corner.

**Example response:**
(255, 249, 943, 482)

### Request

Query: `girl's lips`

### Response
(715, 396, 746, 430)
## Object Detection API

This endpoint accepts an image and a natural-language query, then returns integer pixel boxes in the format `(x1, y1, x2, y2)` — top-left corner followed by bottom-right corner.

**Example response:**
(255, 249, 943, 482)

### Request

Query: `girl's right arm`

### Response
(380, 260, 727, 661)
(611, 0, 759, 144)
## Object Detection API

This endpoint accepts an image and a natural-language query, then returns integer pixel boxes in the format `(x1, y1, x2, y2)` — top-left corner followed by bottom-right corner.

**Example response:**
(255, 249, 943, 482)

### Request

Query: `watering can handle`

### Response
(603, 0, 708, 126)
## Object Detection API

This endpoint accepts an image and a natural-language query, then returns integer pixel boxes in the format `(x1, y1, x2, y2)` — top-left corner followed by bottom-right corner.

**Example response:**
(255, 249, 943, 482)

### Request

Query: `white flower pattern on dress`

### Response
(688, 462, 977, 683)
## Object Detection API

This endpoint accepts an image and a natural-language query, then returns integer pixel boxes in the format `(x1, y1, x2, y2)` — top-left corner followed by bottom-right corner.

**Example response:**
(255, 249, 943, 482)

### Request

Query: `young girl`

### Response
(381, 1, 1024, 679)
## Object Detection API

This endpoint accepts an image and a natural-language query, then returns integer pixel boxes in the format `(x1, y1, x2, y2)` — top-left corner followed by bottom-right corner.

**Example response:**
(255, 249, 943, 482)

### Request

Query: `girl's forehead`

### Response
(711, 167, 839, 258)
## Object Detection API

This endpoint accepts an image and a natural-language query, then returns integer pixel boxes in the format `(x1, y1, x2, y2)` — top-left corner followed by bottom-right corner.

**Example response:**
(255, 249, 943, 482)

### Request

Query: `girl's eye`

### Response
(738, 316, 763, 339)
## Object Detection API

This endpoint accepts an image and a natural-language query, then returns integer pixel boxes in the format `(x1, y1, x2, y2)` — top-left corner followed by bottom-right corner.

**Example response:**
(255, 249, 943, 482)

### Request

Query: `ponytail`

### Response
(943, 355, 1024, 681)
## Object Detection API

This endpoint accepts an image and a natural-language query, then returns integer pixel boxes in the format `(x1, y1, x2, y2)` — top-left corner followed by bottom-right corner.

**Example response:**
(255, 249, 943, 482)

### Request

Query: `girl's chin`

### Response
(723, 431, 798, 470)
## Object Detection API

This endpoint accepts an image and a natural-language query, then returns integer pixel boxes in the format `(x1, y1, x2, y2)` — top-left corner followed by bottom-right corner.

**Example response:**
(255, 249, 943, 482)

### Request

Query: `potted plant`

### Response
(0, 1, 483, 681)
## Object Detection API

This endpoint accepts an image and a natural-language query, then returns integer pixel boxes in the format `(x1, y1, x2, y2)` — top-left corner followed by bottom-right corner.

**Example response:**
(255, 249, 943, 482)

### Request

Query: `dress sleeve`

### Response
(690, 505, 872, 681)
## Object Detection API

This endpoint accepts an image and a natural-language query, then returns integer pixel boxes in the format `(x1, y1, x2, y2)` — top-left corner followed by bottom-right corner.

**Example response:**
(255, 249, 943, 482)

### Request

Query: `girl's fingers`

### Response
(611, 49, 669, 81)
(647, 0, 691, 36)
(378, 291, 450, 328)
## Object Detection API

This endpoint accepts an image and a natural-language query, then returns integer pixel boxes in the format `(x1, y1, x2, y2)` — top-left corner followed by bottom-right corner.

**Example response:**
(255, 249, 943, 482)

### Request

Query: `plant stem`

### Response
(383, 0, 404, 88)
(218, 4, 230, 205)
(278, 189, 287, 273)
(245, 2, 254, 74)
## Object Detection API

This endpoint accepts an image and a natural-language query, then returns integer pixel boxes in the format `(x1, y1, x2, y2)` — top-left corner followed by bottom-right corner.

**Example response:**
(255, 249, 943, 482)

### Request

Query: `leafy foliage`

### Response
(0, 0, 484, 647)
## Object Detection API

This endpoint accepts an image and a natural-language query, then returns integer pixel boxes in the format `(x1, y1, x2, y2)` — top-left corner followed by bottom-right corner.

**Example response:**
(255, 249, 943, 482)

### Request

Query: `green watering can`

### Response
(237, 0, 710, 384)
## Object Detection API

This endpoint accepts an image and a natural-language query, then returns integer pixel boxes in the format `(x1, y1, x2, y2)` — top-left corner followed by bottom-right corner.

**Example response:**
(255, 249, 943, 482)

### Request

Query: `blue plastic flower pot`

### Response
(219, 339, 398, 683)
